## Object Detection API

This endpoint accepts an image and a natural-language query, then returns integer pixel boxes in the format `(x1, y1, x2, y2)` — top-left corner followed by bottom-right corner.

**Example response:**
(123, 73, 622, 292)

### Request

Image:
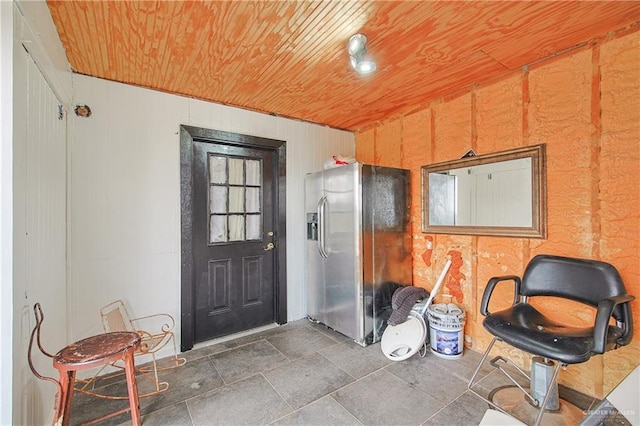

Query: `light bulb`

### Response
(348, 34, 367, 56)
(356, 60, 376, 75)
(350, 55, 359, 70)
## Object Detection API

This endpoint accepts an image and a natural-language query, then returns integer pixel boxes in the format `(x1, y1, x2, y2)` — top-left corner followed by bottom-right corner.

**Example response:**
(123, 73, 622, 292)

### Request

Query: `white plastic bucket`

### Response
(427, 303, 466, 360)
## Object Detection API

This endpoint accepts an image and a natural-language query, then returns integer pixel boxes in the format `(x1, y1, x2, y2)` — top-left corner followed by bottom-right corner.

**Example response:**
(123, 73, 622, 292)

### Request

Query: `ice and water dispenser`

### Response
(307, 213, 318, 241)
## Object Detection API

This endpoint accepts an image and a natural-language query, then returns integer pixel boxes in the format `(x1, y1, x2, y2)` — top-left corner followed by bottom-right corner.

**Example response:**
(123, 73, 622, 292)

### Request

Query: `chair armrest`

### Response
(133, 329, 173, 353)
(480, 275, 522, 316)
(593, 294, 635, 354)
(130, 313, 176, 333)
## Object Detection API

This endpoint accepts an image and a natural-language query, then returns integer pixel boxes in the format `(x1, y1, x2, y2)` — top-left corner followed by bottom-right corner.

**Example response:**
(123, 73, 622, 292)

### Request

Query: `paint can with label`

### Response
(427, 303, 466, 359)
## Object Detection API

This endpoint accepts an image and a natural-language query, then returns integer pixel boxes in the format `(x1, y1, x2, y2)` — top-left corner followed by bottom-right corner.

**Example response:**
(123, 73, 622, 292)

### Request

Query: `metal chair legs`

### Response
(468, 337, 580, 426)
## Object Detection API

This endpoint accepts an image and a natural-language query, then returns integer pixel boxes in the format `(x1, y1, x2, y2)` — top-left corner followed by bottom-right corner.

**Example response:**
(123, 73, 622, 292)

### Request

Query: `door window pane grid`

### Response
(208, 155, 263, 244)
(209, 156, 227, 184)
(229, 187, 244, 213)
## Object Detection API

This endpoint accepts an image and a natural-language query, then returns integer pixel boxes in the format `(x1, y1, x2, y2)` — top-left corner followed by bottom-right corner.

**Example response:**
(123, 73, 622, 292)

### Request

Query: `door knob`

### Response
(264, 242, 275, 251)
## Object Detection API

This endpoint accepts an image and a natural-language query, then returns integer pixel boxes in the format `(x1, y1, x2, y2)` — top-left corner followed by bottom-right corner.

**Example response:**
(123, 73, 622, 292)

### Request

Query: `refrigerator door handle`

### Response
(316, 198, 324, 257)
(317, 196, 328, 258)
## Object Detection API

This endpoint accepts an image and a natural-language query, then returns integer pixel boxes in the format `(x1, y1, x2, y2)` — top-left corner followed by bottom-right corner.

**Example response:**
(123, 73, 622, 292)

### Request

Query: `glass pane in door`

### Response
(210, 186, 227, 213)
(229, 215, 245, 241)
(229, 159, 244, 185)
(207, 155, 264, 244)
(229, 187, 244, 213)
(246, 214, 261, 240)
(210, 215, 227, 243)
(246, 160, 261, 186)
(209, 156, 227, 184)
(245, 188, 260, 213)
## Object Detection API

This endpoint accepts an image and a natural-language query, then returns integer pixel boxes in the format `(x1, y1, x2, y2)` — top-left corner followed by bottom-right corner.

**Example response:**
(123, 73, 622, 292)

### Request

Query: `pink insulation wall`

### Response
(355, 31, 639, 398)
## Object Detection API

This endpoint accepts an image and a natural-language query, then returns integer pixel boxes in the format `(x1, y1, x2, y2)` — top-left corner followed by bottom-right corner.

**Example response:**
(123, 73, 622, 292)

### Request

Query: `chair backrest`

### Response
(27, 303, 63, 403)
(522, 254, 629, 320)
(101, 300, 134, 333)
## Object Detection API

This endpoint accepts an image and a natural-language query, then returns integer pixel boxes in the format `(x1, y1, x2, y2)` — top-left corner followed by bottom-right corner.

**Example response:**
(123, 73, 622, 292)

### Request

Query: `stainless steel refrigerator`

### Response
(305, 163, 412, 346)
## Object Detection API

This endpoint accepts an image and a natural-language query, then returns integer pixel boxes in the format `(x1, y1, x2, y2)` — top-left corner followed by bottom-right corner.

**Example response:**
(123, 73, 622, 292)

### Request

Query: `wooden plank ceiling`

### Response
(47, 1, 640, 131)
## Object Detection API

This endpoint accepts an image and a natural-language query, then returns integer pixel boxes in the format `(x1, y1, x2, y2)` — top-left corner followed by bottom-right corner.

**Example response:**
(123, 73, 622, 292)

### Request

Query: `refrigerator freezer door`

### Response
(361, 165, 412, 343)
(323, 164, 363, 343)
(305, 171, 326, 325)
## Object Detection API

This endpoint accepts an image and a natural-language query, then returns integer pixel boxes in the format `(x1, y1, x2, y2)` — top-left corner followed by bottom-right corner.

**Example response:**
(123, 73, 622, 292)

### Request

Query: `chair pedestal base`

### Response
(531, 356, 560, 410)
(468, 338, 588, 426)
(490, 385, 585, 426)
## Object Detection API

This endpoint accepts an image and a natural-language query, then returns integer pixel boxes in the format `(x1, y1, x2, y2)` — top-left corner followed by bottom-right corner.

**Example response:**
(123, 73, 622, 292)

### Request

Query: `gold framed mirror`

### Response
(421, 144, 546, 238)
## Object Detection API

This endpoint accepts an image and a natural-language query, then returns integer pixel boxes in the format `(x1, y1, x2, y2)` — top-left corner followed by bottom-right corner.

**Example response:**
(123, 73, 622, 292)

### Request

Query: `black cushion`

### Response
(483, 303, 624, 365)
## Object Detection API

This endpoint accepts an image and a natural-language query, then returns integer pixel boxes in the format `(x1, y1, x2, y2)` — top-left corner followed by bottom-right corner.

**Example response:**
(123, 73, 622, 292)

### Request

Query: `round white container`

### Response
(427, 303, 466, 360)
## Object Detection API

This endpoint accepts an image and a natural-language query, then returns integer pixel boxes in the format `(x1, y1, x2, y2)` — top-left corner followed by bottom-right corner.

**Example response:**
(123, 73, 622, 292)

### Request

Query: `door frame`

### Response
(179, 125, 287, 351)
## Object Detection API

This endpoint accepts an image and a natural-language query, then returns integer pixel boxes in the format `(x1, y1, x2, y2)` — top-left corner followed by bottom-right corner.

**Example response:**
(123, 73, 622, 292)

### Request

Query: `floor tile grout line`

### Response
(141, 357, 284, 420)
(260, 371, 297, 422)
(203, 336, 277, 359)
(207, 339, 292, 386)
(418, 389, 477, 425)
(179, 371, 270, 410)
(315, 347, 359, 381)
(212, 358, 293, 388)
(181, 335, 332, 411)
(206, 353, 228, 387)
(181, 321, 340, 363)
(308, 322, 353, 344)
(266, 358, 375, 424)
(259, 338, 297, 368)
(185, 400, 196, 426)
(327, 360, 450, 426)
(327, 394, 366, 426)
(297, 325, 351, 350)
(259, 342, 396, 424)
(381, 356, 482, 424)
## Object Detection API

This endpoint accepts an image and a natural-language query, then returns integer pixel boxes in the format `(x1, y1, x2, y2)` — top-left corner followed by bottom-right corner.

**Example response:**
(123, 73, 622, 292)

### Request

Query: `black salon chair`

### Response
(468, 254, 634, 426)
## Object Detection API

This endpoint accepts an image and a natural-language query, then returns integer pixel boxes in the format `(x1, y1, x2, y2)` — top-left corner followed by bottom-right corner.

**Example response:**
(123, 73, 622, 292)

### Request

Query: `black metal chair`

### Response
(468, 254, 634, 426)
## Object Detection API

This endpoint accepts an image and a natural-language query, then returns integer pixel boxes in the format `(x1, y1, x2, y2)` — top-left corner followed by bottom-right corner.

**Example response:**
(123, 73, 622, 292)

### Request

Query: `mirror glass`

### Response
(421, 144, 546, 238)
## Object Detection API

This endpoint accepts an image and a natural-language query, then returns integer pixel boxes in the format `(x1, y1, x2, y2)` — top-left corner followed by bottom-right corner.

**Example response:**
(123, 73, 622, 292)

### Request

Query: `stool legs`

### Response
(123, 350, 141, 426)
(55, 350, 141, 426)
(124, 351, 141, 426)
(57, 370, 76, 426)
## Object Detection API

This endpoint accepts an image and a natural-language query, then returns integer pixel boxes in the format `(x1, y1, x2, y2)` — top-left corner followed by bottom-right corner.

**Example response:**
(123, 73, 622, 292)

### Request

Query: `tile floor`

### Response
(69, 319, 598, 426)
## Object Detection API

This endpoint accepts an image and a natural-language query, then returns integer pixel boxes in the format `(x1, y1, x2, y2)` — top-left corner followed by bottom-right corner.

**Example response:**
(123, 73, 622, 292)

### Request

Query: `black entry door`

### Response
(192, 141, 276, 342)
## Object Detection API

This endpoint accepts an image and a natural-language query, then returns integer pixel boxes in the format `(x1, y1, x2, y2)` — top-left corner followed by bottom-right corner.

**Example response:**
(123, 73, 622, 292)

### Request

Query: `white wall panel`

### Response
(0, 3, 14, 423)
(69, 75, 354, 353)
(13, 0, 72, 106)
(12, 24, 67, 426)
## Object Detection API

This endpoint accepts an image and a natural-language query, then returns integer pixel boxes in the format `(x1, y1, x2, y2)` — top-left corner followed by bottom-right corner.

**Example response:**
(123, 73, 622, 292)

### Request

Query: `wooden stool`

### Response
(54, 331, 142, 425)
(28, 304, 142, 426)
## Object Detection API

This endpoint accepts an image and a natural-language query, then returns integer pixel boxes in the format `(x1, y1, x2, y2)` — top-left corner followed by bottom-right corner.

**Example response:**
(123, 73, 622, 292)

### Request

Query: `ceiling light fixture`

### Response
(348, 33, 376, 76)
